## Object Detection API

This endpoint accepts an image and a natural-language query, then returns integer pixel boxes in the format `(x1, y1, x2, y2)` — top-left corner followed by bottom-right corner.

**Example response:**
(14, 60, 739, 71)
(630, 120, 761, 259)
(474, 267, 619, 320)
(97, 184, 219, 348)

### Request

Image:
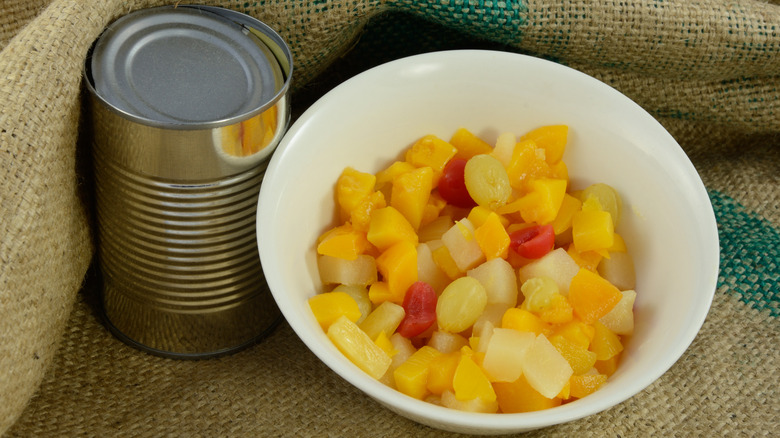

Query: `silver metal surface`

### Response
(85, 5, 292, 358)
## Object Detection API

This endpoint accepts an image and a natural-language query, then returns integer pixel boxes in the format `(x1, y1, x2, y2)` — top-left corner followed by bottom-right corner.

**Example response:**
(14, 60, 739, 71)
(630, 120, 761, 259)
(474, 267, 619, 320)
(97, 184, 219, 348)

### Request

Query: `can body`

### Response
(85, 5, 292, 358)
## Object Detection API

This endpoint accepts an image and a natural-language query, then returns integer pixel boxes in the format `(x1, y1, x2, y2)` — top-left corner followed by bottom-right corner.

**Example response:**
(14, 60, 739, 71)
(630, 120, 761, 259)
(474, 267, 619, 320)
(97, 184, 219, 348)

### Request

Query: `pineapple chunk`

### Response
(391, 166, 434, 230)
(441, 390, 499, 413)
(453, 351, 497, 403)
(359, 301, 405, 341)
(328, 316, 392, 380)
(332, 285, 371, 324)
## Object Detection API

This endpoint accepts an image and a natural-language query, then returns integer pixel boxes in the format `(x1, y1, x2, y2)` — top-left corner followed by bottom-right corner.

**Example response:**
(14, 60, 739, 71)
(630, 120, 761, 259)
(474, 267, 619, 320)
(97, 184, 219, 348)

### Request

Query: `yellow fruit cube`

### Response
(376, 241, 418, 304)
(474, 212, 511, 260)
(350, 191, 387, 232)
(506, 140, 551, 192)
(366, 206, 418, 251)
(494, 375, 562, 413)
(569, 373, 608, 399)
(359, 300, 406, 339)
(420, 192, 447, 229)
(549, 334, 598, 375)
(501, 308, 551, 336)
(431, 245, 464, 280)
(467, 205, 509, 229)
(391, 166, 433, 230)
(374, 330, 398, 357)
(337, 167, 376, 214)
(328, 316, 392, 380)
(594, 353, 621, 376)
(453, 353, 496, 403)
(449, 127, 494, 160)
(512, 178, 567, 225)
(519, 125, 568, 164)
(308, 292, 362, 331)
(316, 223, 371, 260)
(572, 209, 614, 254)
(590, 321, 624, 361)
(394, 346, 442, 400)
(551, 319, 596, 349)
(367, 281, 393, 305)
(426, 351, 461, 395)
(567, 243, 604, 271)
(406, 135, 458, 180)
(550, 193, 582, 235)
(375, 161, 416, 190)
(568, 268, 622, 324)
(537, 293, 574, 325)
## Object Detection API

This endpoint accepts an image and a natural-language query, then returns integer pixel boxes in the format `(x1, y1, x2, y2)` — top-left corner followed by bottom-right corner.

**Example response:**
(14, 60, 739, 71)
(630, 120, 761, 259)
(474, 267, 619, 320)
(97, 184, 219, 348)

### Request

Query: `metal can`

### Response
(84, 5, 292, 358)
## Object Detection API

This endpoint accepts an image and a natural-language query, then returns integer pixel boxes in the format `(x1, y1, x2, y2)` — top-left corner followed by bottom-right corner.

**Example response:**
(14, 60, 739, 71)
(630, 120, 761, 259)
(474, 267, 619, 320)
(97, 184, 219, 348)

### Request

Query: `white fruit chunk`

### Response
(317, 254, 377, 286)
(482, 328, 535, 382)
(417, 242, 451, 294)
(598, 289, 636, 335)
(521, 334, 573, 399)
(517, 248, 579, 295)
(598, 251, 636, 291)
(467, 257, 519, 307)
(441, 218, 485, 272)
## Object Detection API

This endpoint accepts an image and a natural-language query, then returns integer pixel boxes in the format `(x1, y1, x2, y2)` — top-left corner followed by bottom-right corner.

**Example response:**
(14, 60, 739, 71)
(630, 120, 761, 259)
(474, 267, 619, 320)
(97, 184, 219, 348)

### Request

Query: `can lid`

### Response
(89, 6, 285, 126)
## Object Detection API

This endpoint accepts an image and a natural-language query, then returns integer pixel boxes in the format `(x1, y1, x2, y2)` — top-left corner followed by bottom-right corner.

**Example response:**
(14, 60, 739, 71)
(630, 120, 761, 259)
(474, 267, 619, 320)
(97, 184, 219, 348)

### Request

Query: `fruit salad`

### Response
(309, 126, 637, 413)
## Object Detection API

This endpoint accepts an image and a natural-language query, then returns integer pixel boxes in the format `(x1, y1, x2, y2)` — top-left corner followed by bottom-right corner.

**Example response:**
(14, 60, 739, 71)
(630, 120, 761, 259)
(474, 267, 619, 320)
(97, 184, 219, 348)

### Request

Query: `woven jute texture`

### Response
(1, 0, 778, 436)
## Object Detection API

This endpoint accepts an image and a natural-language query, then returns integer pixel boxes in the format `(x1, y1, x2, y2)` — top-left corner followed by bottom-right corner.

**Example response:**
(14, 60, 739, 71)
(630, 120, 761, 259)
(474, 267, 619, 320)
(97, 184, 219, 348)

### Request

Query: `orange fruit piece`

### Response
(568, 268, 622, 324)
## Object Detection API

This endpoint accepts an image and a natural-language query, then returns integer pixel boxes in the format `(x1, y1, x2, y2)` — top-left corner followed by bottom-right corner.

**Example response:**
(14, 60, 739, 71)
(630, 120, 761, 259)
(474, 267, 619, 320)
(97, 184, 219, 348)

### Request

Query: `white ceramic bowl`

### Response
(256, 50, 719, 434)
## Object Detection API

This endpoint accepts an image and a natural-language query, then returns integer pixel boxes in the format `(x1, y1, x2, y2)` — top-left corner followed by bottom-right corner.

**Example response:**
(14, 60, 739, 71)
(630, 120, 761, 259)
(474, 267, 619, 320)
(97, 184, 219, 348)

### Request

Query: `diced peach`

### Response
(551, 319, 596, 350)
(391, 166, 433, 230)
(594, 353, 621, 377)
(375, 161, 415, 190)
(511, 178, 567, 225)
(420, 192, 447, 229)
(519, 125, 568, 164)
(394, 346, 442, 400)
(376, 241, 418, 304)
(406, 135, 458, 182)
(308, 292, 362, 331)
(350, 191, 387, 232)
(366, 206, 418, 251)
(337, 167, 376, 214)
(506, 140, 551, 192)
(494, 375, 562, 413)
(449, 127, 494, 160)
(590, 321, 624, 361)
(550, 193, 582, 235)
(426, 351, 461, 395)
(549, 334, 598, 375)
(572, 206, 614, 254)
(474, 212, 511, 260)
(567, 243, 603, 271)
(568, 268, 622, 324)
(569, 373, 608, 399)
(453, 351, 496, 403)
(501, 308, 551, 336)
(317, 223, 371, 260)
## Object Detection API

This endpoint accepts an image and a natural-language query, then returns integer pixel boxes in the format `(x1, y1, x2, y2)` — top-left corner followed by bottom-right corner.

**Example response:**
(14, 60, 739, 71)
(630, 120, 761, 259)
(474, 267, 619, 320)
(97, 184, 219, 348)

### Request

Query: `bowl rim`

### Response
(256, 49, 720, 433)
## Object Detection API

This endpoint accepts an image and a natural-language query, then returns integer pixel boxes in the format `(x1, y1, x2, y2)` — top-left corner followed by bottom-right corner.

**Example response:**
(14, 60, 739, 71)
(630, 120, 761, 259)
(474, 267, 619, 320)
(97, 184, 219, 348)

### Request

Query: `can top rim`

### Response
(85, 5, 293, 130)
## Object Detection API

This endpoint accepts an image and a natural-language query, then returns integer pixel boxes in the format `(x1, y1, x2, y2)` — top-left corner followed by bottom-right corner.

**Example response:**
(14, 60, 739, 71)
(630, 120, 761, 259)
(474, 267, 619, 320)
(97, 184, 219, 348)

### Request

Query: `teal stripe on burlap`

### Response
(391, 0, 527, 44)
(711, 189, 779, 317)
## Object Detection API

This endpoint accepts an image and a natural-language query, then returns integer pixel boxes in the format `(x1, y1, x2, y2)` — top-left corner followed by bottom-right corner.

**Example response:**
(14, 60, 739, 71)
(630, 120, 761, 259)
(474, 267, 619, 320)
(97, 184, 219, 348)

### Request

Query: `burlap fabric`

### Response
(1, 0, 777, 436)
